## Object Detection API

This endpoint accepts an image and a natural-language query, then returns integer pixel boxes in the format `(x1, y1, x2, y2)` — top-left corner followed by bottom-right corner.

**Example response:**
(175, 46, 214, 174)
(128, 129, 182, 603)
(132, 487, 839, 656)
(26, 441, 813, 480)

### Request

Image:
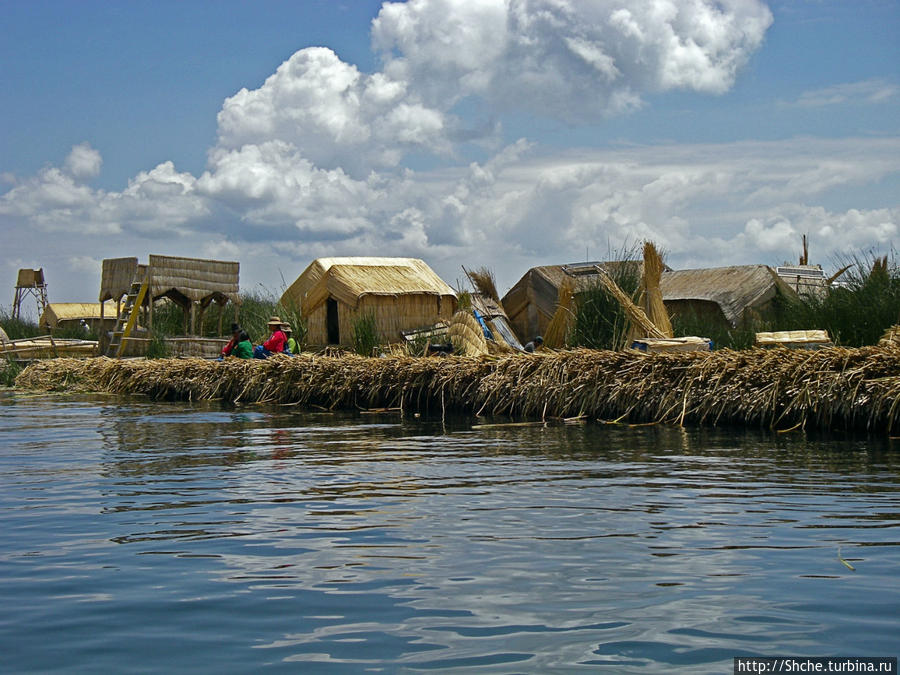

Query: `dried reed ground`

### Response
(15, 346, 900, 433)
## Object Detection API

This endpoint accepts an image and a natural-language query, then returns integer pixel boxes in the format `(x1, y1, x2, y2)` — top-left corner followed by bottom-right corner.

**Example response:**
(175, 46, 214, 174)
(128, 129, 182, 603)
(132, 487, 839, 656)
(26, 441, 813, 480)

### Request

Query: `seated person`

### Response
(253, 316, 287, 359)
(232, 330, 253, 359)
(283, 323, 298, 355)
(524, 335, 544, 353)
(220, 323, 241, 358)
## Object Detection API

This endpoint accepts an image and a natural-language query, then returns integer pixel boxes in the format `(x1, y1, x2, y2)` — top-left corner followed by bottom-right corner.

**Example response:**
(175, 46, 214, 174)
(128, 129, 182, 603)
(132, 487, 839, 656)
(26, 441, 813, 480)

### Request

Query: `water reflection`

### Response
(0, 392, 898, 672)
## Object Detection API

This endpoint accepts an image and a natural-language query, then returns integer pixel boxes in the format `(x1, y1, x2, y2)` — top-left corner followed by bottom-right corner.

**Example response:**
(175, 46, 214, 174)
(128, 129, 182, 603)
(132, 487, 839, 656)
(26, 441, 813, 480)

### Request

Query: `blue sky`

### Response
(1, 0, 898, 307)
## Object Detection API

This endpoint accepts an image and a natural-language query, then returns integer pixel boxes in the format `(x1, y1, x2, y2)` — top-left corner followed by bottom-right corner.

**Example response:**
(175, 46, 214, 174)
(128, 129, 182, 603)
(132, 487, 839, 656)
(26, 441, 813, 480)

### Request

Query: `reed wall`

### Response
(306, 294, 455, 345)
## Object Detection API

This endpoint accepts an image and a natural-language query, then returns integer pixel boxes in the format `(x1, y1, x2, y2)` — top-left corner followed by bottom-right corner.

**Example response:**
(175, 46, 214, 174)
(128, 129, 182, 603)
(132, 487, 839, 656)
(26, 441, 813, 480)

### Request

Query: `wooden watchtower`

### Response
(12, 268, 49, 320)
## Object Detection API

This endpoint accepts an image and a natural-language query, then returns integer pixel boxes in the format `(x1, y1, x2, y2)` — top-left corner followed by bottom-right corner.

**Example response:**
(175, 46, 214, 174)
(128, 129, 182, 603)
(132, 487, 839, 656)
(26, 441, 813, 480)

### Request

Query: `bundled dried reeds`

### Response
(465, 266, 500, 303)
(642, 241, 673, 337)
(16, 344, 900, 434)
(595, 267, 666, 339)
(448, 311, 488, 356)
(879, 325, 900, 346)
(544, 276, 575, 348)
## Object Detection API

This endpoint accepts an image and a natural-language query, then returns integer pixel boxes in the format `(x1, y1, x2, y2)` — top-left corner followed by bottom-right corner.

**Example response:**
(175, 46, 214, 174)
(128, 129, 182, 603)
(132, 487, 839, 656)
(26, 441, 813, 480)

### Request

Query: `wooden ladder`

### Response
(107, 280, 149, 357)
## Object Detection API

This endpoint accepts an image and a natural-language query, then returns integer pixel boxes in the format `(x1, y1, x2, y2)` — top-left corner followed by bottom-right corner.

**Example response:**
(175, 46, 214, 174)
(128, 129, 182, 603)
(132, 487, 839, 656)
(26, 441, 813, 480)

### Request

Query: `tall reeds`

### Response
(784, 251, 900, 347)
(570, 260, 642, 350)
(351, 311, 380, 356)
(642, 242, 673, 337)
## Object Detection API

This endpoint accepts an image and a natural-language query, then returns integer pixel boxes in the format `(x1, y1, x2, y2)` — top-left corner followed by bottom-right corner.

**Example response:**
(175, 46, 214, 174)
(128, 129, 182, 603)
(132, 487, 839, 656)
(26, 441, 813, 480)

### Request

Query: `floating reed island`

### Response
(15, 345, 900, 434)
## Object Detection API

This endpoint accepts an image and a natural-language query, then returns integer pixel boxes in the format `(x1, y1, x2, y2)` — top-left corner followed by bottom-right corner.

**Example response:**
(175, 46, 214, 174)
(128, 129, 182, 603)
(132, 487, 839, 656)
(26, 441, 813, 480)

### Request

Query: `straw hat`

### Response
(267, 316, 283, 327)
(282, 324, 292, 334)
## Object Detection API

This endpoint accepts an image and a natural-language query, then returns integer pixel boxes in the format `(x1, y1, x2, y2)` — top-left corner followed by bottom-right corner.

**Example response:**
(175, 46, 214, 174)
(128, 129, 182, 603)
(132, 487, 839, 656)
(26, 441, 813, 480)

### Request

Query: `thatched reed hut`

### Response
(280, 257, 457, 346)
(100, 255, 240, 332)
(39, 302, 116, 333)
(502, 261, 643, 343)
(504, 262, 797, 342)
(660, 265, 797, 329)
(99, 255, 240, 356)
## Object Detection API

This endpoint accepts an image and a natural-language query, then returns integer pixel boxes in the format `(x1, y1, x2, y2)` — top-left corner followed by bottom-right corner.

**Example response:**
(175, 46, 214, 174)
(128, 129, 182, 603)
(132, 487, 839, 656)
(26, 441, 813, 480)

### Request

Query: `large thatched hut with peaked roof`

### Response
(280, 257, 458, 346)
(660, 265, 797, 328)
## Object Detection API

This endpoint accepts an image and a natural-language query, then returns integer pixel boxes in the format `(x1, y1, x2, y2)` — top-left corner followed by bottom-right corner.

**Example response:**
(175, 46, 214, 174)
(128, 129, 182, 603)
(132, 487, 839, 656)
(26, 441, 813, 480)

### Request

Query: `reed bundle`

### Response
(595, 267, 666, 339)
(879, 325, 900, 346)
(16, 344, 900, 433)
(544, 276, 576, 348)
(448, 311, 488, 356)
(642, 242, 673, 337)
(465, 266, 500, 303)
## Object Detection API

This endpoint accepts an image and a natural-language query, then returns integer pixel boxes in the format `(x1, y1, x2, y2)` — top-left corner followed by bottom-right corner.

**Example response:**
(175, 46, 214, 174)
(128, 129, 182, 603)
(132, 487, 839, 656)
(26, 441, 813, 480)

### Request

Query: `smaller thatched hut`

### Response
(280, 257, 457, 346)
(39, 302, 116, 333)
(99, 255, 240, 332)
(502, 261, 643, 343)
(660, 265, 797, 329)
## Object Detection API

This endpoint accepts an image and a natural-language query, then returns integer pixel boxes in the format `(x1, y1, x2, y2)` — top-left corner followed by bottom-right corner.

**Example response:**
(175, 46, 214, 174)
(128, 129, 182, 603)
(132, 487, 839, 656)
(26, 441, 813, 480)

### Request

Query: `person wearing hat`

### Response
(282, 323, 298, 355)
(524, 335, 543, 353)
(253, 316, 288, 359)
(219, 322, 242, 359)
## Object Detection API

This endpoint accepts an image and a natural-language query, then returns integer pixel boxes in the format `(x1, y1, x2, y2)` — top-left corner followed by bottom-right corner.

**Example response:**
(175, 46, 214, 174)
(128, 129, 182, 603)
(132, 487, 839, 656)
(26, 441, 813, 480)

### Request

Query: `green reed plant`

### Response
(780, 251, 900, 346)
(670, 307, 758, 350)
(570, 254, 643, 351)
(351, 311, 380, 356)
(1, 357, 22, 387)
(145, 331, 171, 359)
(0, 309, 41, 340)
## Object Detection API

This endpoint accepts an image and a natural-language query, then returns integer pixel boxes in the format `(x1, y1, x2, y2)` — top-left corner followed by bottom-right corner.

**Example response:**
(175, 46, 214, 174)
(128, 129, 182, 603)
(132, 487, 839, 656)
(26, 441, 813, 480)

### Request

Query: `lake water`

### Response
(1, 392, 897, 673)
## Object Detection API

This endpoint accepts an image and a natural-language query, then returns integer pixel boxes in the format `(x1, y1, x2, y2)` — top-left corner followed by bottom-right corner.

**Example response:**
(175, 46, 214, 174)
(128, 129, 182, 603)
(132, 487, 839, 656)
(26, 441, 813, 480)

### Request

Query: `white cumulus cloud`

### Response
(372, 0, 773, 121)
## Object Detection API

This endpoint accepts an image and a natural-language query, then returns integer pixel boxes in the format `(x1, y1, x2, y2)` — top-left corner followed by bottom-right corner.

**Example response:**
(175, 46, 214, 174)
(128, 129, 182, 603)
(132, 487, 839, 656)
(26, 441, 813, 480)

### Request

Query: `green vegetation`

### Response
(570, 262, 642, 351)
(351, 311, 380, 356)
(0, 309, 41, 340)
(1, 358, 22, 387)
(669, 307, 758, 350)
(779, 253, 900, 347)
(135, 289, 306, 347)
(145, 332, 171, 359)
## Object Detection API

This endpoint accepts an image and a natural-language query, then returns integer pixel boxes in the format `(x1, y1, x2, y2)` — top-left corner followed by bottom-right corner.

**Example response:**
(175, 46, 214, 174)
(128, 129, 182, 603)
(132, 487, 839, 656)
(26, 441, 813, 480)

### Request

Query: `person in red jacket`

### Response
(219, 323, 242, 359)
(253, 316, 287, 359)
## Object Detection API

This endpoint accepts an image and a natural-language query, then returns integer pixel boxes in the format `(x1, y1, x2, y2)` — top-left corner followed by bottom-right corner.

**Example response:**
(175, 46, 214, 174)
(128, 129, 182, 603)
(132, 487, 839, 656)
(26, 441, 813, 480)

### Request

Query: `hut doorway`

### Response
(326, 298, 340, 344)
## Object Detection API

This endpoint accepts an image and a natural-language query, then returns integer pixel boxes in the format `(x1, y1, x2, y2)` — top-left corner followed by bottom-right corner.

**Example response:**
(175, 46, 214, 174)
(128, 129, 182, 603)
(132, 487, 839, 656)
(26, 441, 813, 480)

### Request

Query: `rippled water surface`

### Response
(1, 392, 898, 673)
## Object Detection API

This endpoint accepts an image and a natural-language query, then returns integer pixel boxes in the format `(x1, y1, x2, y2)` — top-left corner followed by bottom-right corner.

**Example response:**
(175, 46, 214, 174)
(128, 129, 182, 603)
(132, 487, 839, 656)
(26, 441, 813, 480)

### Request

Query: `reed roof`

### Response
(100, 255, 239, 304)
(282, 257, 457, 313)
(40, 302, 116, 328)
(100, 258, 146, 302)
(502, 261, 643, 321)
(148, 254, 240, 304)
(16, 268, 45, 287)
(504, 262, 795, 328)
(659, 265, 794, 325)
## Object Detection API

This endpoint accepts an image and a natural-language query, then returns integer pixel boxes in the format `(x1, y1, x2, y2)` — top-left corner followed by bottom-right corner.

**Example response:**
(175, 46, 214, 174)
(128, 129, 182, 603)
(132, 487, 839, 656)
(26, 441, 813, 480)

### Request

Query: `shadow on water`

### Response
(1, 392, 898, 672)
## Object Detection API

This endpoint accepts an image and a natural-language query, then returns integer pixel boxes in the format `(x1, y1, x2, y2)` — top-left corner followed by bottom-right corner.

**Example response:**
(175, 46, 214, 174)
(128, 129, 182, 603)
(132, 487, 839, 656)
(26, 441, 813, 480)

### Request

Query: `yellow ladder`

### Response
(107, 280, 149, 357)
